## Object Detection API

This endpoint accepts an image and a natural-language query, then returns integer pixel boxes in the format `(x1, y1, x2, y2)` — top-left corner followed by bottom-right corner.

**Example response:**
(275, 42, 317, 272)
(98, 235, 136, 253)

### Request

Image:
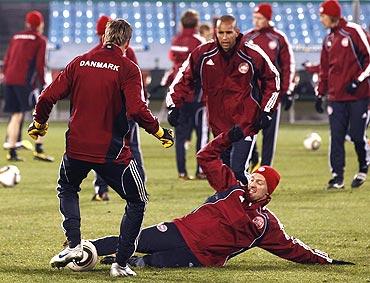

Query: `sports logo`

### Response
(156, 223, 168, 232)
(327, 105, 333, 115)
(341, 37, 349, 47)
(258, 167, 265, 172)
(238, 62, 249, 74)
(269, 40, 277, 50)
(252, 216, 265, 230)
(327, 41, 332, 48)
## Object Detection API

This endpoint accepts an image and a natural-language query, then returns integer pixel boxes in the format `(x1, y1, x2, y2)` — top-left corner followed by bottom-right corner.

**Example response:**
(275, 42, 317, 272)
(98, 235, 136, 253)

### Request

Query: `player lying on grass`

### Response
(84, 126, 353, 268)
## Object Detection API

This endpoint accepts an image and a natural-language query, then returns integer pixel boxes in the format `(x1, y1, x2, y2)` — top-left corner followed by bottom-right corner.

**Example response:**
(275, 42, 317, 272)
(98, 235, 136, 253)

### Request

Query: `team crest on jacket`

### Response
(238, 62, 249, 74)
(156, 223, 168, 232)
(268, 40, 277, 50)
(341, 37, 349, 47)
(252, 216, 265, 230)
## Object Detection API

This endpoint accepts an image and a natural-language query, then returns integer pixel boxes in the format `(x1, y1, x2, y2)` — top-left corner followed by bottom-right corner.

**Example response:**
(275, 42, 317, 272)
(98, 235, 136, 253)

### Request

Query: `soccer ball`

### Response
(303, 133, 322, 151)
(0, 165, 21, 187)
(66, 240, 98, 272)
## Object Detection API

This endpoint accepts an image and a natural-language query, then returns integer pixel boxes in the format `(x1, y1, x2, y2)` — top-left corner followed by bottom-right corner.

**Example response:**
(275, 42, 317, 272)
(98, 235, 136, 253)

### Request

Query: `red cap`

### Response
(26, 10, 44, 29)
(254, 3, 273, 21)
(253, 166, 280, 195)
(96, 15, 110, 35)
(320, 0, 341, 18)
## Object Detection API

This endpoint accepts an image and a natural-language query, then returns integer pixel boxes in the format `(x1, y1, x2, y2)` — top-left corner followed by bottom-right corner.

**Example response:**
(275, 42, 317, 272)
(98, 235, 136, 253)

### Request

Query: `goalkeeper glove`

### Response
(154, 127, 174, 148)
(282, 92, 294, 111)
(167, 107, 180, 127)
(28, 120, 49, 140)
(345, 80, 360, 95)
(315, 95, 324, 114)
(331, 259, 355, 265)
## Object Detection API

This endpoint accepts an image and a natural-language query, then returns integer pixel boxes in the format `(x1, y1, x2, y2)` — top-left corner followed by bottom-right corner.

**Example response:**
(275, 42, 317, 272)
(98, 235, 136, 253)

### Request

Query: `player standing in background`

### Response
(316, 0, 370, 189)
(28, 19, 174, 277)
(167, 15, 280, 183)
(164, 10, 209, 180)
(2, 10, 54, 162)
(199, 23, 213, 42)
(91, 15, 146, 201)
(244, 3, 296, 170)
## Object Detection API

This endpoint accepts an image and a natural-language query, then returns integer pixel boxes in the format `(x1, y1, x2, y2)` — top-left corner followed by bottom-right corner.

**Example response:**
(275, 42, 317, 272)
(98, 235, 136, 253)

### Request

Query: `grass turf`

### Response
(0, 121, 369, 282)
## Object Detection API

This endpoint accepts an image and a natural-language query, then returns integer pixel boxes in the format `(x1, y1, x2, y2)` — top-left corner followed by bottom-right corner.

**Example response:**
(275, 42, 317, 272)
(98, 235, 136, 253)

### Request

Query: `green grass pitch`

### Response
(0, 121, 369, 282)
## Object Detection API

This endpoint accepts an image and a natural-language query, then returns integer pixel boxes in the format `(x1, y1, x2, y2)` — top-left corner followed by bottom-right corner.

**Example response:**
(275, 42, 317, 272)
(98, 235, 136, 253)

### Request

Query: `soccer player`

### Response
(316, 0, 370, 189)
(244, 3, 296, 169)
(167, 14, 280, 183)
(90, 15, 146, 201)
(2, 10, 54, 162)
(90, 127, 353, 268)
(28, 19, 174, 277)
(164, 10, 209, 180)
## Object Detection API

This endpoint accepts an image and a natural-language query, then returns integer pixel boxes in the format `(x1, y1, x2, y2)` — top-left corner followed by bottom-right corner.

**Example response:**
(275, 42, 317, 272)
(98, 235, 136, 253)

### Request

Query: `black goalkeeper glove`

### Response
(28, 120, 49, 140)
(345, 80, 360, 95)
(282, 93, 294, 111)
(259, 111, 273, 130)
(154, 126, 174, 148)
(227, 126, 244, 143)
(331, 259, 355, 265)
(167, 107, 180, 127)
(315, 95, 324, 114)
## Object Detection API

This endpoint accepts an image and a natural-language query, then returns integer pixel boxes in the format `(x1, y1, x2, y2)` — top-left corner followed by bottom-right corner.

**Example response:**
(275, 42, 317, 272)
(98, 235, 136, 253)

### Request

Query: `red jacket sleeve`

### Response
(166, 52, 198, 108)
(2, 39, 13, 74)
(196, 133, 239, 192)
(318, 39, 329, 96)
(278, 34, 295, 94)
(33, 57, 78, 124)
(245, 42, 281, 113)
(258, 212, 332, 264)
(36, 37, 46, 86)
(349, 25, 370, 83)
(122, 61, 159, 134)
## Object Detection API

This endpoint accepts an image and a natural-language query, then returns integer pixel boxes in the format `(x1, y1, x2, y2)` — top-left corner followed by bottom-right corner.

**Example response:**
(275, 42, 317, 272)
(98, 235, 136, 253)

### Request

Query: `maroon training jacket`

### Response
(243, 26, 295, 95)
(166, 34, 281, 137)
(34, 44, 159, 164)
(3, 29, 46, 87)
(318, 18, 370, 101)
(174, 132, 333, 267)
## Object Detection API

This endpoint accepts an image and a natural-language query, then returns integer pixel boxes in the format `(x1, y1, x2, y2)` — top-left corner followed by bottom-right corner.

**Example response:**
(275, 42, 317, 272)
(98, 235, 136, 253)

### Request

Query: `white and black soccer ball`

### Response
(66, 240, 98, 272)
(0, 165, 21, 187)
(303, 132, 322, 151)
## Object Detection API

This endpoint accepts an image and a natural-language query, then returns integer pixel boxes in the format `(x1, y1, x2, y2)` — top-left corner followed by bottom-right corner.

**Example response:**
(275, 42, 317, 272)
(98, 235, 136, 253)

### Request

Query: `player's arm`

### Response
(35, 38, 47, 86)
(122, 61, 174, 148)
(278, 33, 295, 95)
(345, 25, 370, 93)
(2, 39, 13, 73)
(197, 127, 243, 192)
(257, 216, 353, 265)
(317, 38, 329, 97)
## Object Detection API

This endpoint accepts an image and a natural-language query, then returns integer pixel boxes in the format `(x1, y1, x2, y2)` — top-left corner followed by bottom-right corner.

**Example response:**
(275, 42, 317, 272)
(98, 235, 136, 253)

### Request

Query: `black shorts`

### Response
(3, 84, 36, 113)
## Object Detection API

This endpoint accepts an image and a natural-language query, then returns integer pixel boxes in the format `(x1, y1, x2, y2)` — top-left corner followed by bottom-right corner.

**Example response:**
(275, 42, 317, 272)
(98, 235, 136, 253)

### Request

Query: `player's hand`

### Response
(154, 126, 174, 148)
(227, 125, 244, 143)
(346, 80, 360, 95)
(259, 111, 273, 130)
(315, 95, 324, 114)
(331, 259, 355, 265)
(282, 92, 294, 111)
(167, 107, 180, 127)
(28, 120, 48, 140)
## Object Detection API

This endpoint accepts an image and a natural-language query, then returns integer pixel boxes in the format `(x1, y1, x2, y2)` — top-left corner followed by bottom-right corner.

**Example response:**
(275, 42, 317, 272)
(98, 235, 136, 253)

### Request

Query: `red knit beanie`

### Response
(320, 0, 341, 18)
(254, 3, 273, 21)
(26, 10, 44, 29)
(96, 15, 110, 35)
(253, 166, 280, 195)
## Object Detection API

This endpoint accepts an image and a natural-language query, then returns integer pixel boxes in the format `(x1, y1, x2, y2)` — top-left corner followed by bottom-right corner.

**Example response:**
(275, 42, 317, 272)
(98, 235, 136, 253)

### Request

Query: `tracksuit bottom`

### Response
(57, 154, 147, 266)
(93, 119, 145, 195)
(328, 98, 369, 178)
(91, 222, 201, 268)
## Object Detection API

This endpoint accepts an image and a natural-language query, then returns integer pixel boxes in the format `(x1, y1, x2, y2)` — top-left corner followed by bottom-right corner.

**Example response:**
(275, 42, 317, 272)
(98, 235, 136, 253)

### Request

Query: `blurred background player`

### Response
(2, 10, 54, 162)
(164, 10, 209, 180)
(199, 23, 213, 42)
(167, 15, 280, 183)
(244, 3, 296, 171)
(91, 15, 146, 200)
(29, 18, 174, 277)
(316, 0, 370, 189)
